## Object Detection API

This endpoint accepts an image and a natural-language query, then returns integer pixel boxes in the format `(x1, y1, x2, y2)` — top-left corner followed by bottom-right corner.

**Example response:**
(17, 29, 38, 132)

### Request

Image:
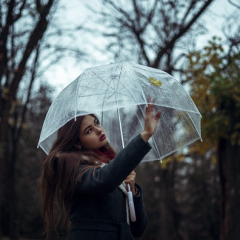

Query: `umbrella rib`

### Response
(74, 76, 103, 118)
(159, 108, 174, 158)
(101, 74, 114, 111)
(79, 85, 111, 92)
(113, 64, 125, 148)
(76, 83, 113, 94)
(75, 76, 82, 120)
(115, 77, 148, 109)
(81, 69, 145, 105)
(117, 77, 201, 114)
(108, 68, 162, 160)
(90, 71, 115, 91)
(87, 69, 116, 111)
(107, 70, 148, 151)
(112, 73, 162, 159)
(115, 76, 148, 105)
(106, 74, 141, 100)
(99, 88, 135, 105)
(92, 71, 140, 107)
(117, 78, 141, 92)
(116, 78, 144, 96)
(185, 111, 203, 141)
(76, 87, 132, 105)
(79, 89, 128, 107)
(78, 92, 114, 98)
(78, 85, 138, 103)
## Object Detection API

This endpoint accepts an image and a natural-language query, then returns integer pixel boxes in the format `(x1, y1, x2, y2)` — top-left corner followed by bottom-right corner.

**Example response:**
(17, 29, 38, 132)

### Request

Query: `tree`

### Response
(176, 155, 220, 240)
(0, 1, 85, 238)
(185, 37, 240, 240)
(87, 0, 214, 73)
(13, 84, 53, 239)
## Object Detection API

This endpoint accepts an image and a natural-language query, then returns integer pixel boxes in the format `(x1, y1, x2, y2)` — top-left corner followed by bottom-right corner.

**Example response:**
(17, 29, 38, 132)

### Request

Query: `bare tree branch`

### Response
(14, 0, 27, 22)
(36, 0, 42, 13)
(181, 1, 197, 25)
(9, 0, 55, 101)
(228, 0, 240, 9)
(153, 0, 214, 68)
(16, 43, 40, 142)
(0, 0, 15, 83)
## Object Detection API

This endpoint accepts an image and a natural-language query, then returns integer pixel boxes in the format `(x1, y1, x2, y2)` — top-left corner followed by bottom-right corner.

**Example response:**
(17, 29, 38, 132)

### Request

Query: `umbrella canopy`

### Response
(38, 61, 202, 161)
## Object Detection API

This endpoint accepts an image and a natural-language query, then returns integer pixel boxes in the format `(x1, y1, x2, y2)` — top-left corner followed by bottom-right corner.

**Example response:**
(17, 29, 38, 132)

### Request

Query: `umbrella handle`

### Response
(127, 184, 136, 222)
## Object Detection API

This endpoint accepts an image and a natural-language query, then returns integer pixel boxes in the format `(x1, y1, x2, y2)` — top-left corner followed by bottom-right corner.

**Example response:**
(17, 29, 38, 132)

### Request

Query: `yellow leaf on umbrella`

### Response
(148, 77, 162, 87)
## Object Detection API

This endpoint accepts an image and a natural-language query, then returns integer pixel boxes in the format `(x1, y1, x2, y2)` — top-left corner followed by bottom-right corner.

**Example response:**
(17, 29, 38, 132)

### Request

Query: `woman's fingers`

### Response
(124, 171, 136, 194)
(145, 97, 161, 126)
(155, 111, 162, 122)
(141, 96, 162, 142)
(145, 97, 156, 114)
(125, 180, 135, 194)
(147, 96, 155, 104)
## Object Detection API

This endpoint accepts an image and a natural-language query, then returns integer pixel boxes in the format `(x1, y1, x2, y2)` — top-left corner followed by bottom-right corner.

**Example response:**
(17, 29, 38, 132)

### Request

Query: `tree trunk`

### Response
(159, 160, 181, 240)
(0, 113, 10, 238)
(159, 168, 169, 240)
(0, 1, 56, 238)
(0, 0, 85, 236)
(218, 138, 240, 240)
(6, 136, 19, 239)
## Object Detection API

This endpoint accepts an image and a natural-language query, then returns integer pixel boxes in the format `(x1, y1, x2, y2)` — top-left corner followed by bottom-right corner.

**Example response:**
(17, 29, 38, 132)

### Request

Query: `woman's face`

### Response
(78, 115, 108, 150)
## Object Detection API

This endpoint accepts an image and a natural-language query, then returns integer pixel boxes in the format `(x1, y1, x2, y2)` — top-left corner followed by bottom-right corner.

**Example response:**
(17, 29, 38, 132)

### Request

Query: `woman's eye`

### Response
(95, 121, 100, 126)
(87, 128, 92, 134)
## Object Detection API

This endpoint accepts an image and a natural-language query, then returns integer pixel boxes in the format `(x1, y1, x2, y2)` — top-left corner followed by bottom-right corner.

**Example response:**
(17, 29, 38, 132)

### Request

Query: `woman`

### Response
(41, 101, 161, 240)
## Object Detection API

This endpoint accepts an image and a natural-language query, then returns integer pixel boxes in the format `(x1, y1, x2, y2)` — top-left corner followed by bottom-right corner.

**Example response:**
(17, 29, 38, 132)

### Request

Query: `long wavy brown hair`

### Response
(40, 114, 116, 239)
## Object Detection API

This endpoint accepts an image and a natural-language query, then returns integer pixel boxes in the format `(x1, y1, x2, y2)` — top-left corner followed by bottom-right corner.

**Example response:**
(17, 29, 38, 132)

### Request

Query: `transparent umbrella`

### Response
(38, 61, 202, 161)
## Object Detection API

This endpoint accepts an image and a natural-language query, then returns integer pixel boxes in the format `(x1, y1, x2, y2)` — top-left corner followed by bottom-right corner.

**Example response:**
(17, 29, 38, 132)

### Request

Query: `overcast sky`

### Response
(44, 0, 237, 95)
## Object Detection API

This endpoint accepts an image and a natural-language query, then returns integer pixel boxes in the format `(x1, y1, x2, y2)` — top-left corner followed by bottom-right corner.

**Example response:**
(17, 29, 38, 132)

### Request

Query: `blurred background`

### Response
(0, 0, 240, 239)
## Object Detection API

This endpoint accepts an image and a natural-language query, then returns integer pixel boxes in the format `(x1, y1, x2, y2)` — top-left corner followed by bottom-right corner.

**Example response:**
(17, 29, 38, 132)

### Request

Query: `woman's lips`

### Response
(100, 134, 106, 141)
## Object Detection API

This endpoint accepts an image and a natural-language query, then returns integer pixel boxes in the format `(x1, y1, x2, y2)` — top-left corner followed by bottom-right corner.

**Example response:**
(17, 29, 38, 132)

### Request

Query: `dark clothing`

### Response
(67, 134, 151, 240)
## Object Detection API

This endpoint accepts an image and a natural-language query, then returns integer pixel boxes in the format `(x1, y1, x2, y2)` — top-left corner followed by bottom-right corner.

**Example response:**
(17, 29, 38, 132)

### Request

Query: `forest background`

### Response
(0, 0, 240, 240)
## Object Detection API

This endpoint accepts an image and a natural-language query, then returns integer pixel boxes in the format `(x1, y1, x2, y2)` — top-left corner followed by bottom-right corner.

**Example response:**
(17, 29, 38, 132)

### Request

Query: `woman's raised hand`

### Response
(141, 96, 161, 142)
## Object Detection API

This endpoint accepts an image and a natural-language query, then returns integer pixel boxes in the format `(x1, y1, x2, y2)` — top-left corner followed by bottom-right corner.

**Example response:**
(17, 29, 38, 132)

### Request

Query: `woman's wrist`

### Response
(141, 131, 152, 142)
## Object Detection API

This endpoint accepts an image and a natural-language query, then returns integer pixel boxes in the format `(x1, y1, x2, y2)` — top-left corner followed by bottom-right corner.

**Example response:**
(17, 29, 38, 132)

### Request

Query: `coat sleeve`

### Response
(130, 183, 148, 238)
(74, 134, 151, 195)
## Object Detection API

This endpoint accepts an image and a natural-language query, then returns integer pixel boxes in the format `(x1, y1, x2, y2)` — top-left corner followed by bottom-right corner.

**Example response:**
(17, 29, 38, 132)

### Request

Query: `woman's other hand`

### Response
(141, 96, 161, 142)
(124, 171, 136, 195)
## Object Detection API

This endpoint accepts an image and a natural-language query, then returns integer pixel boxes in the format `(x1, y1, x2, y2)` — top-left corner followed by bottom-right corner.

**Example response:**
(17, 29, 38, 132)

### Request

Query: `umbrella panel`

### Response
(39, 104, 201, 161)
(100, 104, 201, 162)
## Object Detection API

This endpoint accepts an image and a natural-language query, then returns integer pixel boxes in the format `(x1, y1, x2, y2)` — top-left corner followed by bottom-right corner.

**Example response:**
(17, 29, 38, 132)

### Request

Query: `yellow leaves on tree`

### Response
(185, 37, 240, 157)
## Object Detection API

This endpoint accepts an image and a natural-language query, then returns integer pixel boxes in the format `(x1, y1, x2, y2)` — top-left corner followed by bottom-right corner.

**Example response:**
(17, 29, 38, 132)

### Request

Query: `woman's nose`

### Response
(96, 126, 103, 134)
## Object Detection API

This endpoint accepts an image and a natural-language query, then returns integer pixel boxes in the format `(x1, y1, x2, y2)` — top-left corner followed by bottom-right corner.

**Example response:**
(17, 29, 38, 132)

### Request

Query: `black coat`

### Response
(67, 134, 151, 240)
